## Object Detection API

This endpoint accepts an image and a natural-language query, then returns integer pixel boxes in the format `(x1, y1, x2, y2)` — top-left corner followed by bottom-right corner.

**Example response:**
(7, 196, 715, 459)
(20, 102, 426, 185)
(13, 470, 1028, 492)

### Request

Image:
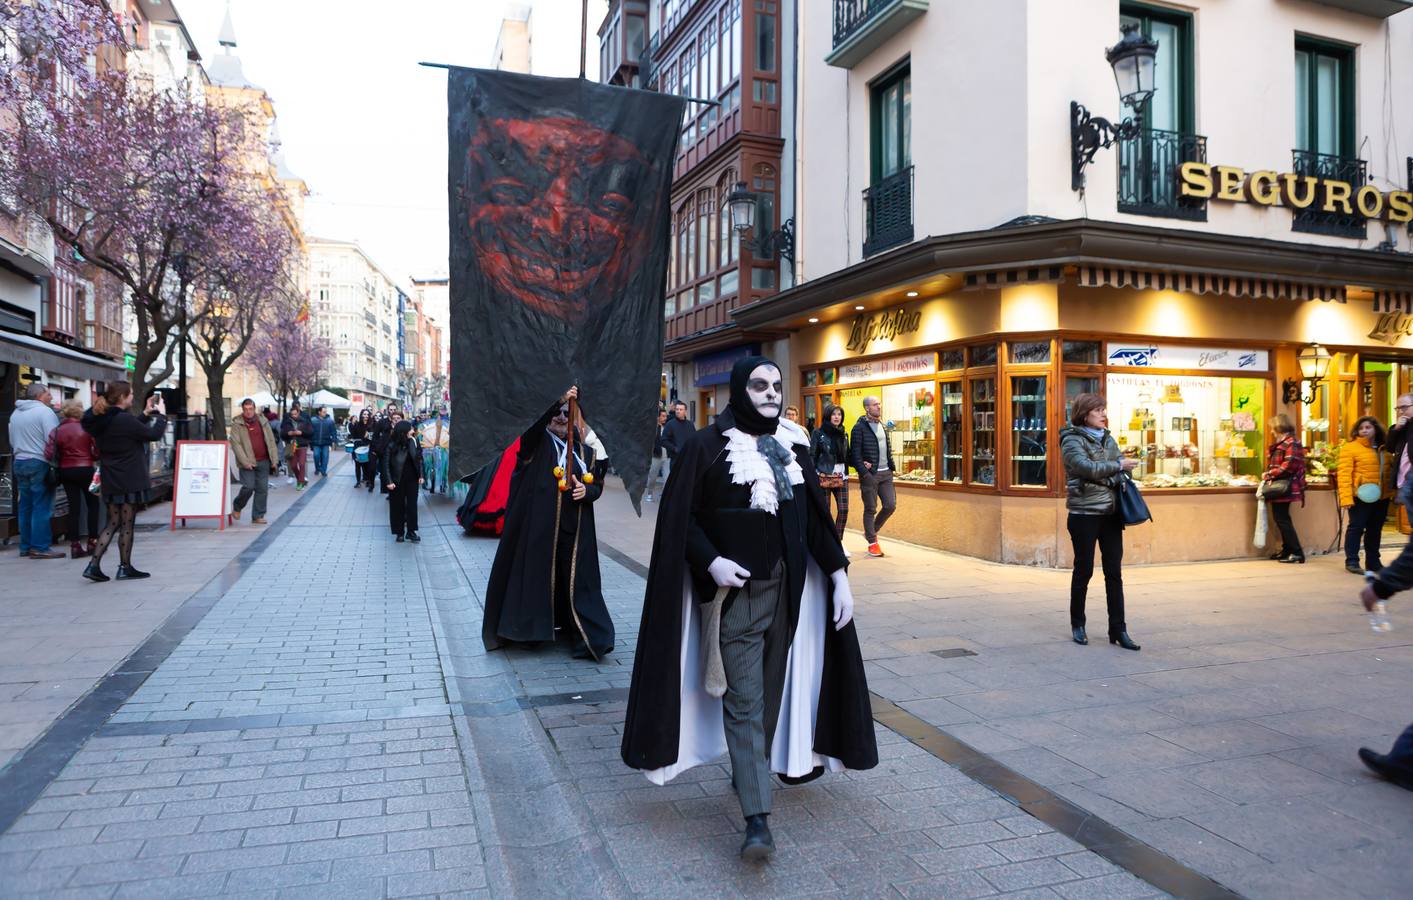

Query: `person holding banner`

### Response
(482, 386, 614, 661)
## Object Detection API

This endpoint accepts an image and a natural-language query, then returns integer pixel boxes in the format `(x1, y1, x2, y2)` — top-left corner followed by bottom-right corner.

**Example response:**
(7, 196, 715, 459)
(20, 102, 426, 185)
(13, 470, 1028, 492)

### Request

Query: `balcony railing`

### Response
(1291, 149, 1368, 239)
(1117, 128, 1208, 221)
(829, 0, 928, 68)
(863, 165, 914, 257)
(363, 311, 376, 325)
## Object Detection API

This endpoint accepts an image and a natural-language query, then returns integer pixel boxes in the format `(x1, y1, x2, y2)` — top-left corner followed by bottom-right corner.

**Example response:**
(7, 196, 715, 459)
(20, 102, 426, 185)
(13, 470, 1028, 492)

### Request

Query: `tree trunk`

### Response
(207, 370, 228, 440)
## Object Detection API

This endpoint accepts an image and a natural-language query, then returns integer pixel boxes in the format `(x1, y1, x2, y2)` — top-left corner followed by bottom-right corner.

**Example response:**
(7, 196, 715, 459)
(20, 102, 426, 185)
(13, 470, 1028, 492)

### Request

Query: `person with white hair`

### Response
(8, 382, 62, 558)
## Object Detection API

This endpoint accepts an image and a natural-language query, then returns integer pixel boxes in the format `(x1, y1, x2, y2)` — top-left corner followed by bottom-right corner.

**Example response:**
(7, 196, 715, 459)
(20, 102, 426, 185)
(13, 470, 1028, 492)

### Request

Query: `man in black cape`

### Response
(482, 386, 614, 660)
(621, 357, 877, 860)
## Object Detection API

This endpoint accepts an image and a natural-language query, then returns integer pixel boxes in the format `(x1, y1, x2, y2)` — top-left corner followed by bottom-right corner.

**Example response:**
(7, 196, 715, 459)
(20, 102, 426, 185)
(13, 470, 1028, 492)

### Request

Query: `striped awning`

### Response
(1374, 291, 1413, 313)
(961, 266, 1064, 291)
(1075, 266, 1346, 302)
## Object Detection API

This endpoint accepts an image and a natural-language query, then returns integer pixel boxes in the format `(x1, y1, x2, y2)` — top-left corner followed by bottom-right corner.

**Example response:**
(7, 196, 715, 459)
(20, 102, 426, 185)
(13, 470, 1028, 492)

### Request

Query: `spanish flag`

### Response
(295, 296, 310, 324)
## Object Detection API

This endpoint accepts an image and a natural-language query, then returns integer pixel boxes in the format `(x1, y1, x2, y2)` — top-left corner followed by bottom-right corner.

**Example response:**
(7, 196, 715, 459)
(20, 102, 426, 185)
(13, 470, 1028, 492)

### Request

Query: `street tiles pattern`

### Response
(0, 474, 487, 898)
(443, 527, 1167, 899)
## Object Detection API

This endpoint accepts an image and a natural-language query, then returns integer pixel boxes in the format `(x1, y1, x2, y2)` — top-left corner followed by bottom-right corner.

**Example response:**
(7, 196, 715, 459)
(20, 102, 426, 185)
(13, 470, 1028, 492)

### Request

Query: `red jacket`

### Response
(1264, 435, 1306, 504)
(47, 418, 99, 468)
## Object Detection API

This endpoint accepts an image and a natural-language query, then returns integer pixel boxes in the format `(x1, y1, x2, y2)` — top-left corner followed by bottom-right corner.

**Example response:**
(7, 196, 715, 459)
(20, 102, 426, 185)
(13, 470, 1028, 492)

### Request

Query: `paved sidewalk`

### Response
(0, 459, 338, 771)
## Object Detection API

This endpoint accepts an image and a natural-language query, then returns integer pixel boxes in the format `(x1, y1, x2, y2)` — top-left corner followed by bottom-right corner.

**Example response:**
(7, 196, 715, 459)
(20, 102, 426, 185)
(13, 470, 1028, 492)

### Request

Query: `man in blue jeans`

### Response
(309, 406, 337, 477)
(8, 382, 63, 559)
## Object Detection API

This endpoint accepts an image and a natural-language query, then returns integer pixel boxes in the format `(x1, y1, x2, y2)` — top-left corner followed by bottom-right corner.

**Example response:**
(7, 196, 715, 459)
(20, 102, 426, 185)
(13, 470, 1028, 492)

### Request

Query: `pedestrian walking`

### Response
(645, 408, 670, 501)
(371, 409, 400, 493)
(8, 382, 62, 559)
(1358, 504, 1413, 791)
(1263, 414, 1307, 564)
(849, 395, 897, 557)
(80, 383, 166, 582)
(229, 398, 277, 525)
(1060, 392, 1141, 651)
(811, 404, 850, 542)
(262, 407, 284, 480)
(309, 406, 337, 477)
(1339, 415, 1394, 574)
(381, 419, 423, 543)
(661, 399, 694, 465)
(349, 408, 376, 487)
(280, 404, 310, 490)
(48, 400, 100, 558)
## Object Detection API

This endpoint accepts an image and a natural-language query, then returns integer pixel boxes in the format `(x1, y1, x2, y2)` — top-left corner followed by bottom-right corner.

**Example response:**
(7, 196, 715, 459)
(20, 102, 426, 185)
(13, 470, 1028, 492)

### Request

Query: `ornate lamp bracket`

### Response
(1071, 101, 1143, 192)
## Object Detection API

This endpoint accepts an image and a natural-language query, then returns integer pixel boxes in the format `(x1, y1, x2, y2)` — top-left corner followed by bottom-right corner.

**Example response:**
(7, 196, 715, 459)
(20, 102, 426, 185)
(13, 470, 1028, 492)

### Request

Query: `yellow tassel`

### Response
(557, 478, 568, 492)
(553, 465, 564, 478)
(581, 473, 594, 485)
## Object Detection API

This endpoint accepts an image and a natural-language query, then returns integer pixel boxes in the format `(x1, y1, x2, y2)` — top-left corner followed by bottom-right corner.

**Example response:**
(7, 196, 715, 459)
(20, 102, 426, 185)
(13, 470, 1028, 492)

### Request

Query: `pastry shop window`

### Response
(836, 382, 936, 483)
(939, 380, 964, 483)
(1011, 375, 1048, 487)
(1105, 373, 1268, 488)
(970, 377, 997, 485)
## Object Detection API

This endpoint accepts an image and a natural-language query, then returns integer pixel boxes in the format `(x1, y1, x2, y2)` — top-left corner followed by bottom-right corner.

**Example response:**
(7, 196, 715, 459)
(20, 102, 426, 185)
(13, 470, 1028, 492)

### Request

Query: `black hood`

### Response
(393, 420, 414, 440)
(727, 355, 782, 436)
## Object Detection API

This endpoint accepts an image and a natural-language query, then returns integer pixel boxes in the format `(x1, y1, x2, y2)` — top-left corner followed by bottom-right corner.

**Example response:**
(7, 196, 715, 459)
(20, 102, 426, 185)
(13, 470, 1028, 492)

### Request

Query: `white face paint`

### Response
(745, 364, 783, 418)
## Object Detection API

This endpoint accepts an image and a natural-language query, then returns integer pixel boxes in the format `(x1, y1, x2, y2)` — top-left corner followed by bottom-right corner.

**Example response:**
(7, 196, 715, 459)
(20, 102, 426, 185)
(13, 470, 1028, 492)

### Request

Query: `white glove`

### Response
(707, 556, 750, 588)
(830, 569, 854, 631)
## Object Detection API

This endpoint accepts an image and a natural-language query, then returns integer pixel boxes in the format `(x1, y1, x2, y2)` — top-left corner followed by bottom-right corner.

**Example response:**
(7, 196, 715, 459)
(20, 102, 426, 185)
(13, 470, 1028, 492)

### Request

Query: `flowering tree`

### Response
(249, 292, 332, 414)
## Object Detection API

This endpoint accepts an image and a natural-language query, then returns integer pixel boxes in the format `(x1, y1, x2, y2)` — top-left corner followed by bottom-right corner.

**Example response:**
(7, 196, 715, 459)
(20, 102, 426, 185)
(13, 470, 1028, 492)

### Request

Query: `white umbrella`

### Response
(243, 390, 278, 408)
(304, 389, 353, 409)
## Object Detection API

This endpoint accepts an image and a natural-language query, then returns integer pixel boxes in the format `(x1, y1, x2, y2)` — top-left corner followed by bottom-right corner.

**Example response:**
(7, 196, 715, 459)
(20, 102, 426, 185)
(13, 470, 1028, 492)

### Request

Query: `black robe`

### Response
(621, 407, 878, 775)
(482, 406, 614, 659)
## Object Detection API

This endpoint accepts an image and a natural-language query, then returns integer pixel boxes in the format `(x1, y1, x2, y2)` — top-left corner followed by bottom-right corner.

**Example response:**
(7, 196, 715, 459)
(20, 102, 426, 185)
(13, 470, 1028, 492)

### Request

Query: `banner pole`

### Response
(579, 0, 588, 79)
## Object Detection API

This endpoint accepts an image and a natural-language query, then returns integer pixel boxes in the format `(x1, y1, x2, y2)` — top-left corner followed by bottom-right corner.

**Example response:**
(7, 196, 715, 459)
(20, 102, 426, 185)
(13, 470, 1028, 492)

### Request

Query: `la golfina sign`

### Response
(1178, 162, 1413, 223)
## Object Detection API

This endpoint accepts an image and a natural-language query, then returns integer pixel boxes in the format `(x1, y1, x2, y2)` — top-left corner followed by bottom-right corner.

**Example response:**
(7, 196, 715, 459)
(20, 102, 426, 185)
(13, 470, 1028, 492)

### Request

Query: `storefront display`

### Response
(837, 380, 935, 482)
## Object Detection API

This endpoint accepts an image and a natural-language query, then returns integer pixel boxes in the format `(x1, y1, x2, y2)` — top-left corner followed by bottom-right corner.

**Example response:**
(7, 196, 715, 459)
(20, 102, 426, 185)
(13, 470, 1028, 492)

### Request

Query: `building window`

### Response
(1295, 38, 1354, 158)
(756, 12, 775, 73)
(865, 62, 913, 256)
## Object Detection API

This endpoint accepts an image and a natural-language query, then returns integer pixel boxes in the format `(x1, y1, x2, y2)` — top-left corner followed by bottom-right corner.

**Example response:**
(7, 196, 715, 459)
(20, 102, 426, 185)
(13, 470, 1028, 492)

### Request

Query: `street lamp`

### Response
(725, 181, 795, 263)
(1282, 342, 1333, 405)
(1070, 24, 1159, 191)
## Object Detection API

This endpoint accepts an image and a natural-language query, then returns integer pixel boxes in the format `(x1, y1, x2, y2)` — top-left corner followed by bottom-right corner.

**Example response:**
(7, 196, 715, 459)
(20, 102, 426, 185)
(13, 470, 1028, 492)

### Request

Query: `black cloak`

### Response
(620, 406, 878, 776)
(482, 404, 614, 659)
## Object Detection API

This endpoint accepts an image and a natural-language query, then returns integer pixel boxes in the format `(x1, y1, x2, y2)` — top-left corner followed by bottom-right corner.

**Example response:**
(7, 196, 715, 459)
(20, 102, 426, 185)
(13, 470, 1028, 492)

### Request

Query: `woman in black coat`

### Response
(348, 408, 376, 488)
(80, 382, 167, 582)
(810, 404, 850, 541)
(380, 419, 423, 542)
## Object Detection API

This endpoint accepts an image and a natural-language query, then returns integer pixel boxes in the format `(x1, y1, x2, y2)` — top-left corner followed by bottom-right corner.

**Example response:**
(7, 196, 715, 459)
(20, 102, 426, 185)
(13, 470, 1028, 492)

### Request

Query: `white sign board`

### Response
(171, 440, 231, 527)
(838, 352, 936, 385)
(1105, 343, 1268, 371)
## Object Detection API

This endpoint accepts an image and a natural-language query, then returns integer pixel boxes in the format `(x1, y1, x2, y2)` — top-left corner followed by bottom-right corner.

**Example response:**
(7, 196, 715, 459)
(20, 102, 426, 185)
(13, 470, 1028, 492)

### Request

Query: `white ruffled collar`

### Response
(722, 424, 805, 514)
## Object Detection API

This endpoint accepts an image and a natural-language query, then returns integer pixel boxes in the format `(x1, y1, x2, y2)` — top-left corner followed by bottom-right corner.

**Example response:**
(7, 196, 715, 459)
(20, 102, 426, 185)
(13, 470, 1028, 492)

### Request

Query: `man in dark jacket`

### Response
(848, 396, 897, 557)
(280, 405, 310, 490)
(661, 400, 695, 462)
(646, 408, 670, 501)
(1386, 393, 1413, 500)
(1358, 475, 1413, 791)
(308, 406, 338, 478)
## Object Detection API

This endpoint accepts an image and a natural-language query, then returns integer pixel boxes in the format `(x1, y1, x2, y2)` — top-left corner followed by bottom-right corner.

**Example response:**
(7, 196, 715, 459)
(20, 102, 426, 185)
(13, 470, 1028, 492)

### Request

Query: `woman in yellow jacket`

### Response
(1339, 416, 1396, 574)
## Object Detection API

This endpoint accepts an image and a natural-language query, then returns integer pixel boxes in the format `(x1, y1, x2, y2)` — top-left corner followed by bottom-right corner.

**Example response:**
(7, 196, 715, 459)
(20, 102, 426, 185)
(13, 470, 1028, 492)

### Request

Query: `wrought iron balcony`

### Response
(1117, 128, 1208, 221)
(828, 0, 928, 69)
(863, 165, 914, 257)
(1291, 149, 1368, 239)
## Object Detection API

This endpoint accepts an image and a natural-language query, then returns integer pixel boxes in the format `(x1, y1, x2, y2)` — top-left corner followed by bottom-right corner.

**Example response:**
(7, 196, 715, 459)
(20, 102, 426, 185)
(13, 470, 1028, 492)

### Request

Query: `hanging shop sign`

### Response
(1369, 311, 1413, 345)
(838, 352, 936, 385)
(1106, 343, 1268, 371)
(846, 306, 922, 353)
(1178, 162, 1413, 223)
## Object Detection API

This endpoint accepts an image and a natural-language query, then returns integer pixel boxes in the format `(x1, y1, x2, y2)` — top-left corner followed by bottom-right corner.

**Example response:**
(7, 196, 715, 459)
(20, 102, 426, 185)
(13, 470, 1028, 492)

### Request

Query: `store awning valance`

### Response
(962, 266, 1065, 291)
(1374, 291, 1413, 313)
(0, 330, 125, 382)
(1076, 266, 1346, 302)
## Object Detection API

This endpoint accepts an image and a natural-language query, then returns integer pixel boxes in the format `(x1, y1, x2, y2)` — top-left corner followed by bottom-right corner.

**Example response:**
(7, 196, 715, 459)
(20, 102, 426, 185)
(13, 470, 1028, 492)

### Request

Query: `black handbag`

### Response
(1117, 472, 1153, 526)
(1262, 478, 1292, 499)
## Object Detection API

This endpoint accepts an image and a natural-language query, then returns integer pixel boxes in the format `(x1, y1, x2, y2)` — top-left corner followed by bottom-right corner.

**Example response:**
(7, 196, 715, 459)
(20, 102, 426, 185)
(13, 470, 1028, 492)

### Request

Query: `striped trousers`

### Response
(720, 561, 789, 818)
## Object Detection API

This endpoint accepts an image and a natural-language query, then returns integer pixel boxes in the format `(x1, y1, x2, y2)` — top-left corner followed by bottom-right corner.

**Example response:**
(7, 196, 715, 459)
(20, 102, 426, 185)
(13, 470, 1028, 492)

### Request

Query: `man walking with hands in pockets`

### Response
(850, 396, 897, 557)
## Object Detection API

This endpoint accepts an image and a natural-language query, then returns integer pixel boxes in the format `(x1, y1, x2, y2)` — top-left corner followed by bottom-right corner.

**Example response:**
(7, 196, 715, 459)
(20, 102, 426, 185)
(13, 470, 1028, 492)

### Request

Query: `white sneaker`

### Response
(644, 495, 653, 502)
(287, 476, 295, 485)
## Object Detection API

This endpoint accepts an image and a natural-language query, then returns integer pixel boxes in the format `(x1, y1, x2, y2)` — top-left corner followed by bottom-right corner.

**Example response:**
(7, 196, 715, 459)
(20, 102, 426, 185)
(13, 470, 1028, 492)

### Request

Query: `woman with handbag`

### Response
(47, 400, 101, 558)
(811, 404, 850, 541)
(1060, 393, 1141, 651)
(1339, 415, 1395, 574)
(1263, 414, 1306, 564)
(80, 382, 167, 581)
(348, 408, 376, 488)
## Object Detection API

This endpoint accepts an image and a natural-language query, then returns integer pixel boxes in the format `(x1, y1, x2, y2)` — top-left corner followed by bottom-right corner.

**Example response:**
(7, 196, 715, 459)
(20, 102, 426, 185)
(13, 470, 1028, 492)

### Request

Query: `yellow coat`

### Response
(1337, 436, 1394, 507)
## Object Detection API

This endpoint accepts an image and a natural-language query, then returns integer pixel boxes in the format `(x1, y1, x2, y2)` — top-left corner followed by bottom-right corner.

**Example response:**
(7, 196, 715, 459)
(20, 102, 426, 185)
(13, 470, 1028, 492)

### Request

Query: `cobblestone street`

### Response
(0, 464, 1409, 897)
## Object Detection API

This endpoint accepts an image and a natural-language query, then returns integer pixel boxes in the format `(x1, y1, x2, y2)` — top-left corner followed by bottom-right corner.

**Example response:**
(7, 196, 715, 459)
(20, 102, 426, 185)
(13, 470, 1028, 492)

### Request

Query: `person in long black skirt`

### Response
(381, 419, 423, 542)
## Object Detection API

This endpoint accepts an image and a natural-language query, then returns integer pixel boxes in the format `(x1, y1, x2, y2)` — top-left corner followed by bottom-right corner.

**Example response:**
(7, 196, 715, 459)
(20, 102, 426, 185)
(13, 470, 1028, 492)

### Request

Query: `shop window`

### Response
(940, 349, 964, 371)
(1062, 341, 1102, 365)
(1106, 373, 1267, 488)
(1008, 340, 1051, 365)
(969, 343, 997, 368)
(836, 382, 935, 483)
(821, 368, 836, 385)
(1066, 376, 1102, 419)
(804, 394, 818, 432)
(1011, 376, 1048, 487)
(804, 369, 819, 388)
(939, 381, 963, 483)
(971, 378, 997, 485)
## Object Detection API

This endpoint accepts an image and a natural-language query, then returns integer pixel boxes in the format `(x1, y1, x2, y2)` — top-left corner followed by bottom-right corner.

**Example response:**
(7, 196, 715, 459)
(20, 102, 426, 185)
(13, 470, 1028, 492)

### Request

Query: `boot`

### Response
(70, 541, 91, 559)
(85, 537, 97, 557)
(82, 559, 109, 582)
(740, 814, 774, 861)
(116, 564, 150, 580)
(1110, 632, 1141, 651)
(1072, 626, 1088, 645)
(407, 531, 421, 543)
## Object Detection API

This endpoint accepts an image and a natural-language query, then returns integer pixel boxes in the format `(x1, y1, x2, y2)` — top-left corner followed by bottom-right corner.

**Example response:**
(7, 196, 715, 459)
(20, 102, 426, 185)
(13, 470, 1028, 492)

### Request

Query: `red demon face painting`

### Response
(466, 117, 648, 325)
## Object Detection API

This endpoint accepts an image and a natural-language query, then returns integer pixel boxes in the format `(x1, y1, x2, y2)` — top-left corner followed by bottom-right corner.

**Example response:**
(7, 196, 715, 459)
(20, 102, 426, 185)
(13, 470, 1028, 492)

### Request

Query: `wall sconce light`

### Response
(1282, 342, 1332, 405)
(726, 181, 795, 262)
(1070, 24, 1158, 191)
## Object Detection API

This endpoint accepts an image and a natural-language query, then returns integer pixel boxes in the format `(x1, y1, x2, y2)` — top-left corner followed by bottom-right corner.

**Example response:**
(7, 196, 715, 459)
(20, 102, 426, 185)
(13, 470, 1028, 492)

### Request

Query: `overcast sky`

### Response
(179, 0, 505, 284)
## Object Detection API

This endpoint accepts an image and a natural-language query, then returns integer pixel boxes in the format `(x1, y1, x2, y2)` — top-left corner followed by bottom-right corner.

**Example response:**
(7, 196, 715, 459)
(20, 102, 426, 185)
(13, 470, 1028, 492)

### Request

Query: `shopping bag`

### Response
(1117, 473, 1153, 526)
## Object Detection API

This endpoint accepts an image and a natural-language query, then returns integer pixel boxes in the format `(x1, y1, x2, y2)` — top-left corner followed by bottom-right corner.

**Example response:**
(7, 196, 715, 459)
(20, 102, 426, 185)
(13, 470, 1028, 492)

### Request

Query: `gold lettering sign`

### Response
(1179, 162, 1413, 224)
(846, 307, 923, 353)
(1370, 310, 1413, 346)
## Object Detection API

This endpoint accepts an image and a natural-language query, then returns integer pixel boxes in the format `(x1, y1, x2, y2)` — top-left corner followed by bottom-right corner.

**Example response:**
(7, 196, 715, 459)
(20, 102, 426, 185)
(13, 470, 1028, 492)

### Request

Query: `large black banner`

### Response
(447, 68, 685, 511)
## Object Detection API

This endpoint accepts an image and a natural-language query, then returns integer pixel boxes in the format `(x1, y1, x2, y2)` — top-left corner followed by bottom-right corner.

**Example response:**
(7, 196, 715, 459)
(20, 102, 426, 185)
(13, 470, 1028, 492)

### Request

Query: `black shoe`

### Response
(396, 534, 405, 543)
(407, 532, 421, 543)
(777, 766, 824, 786)
(1072, 627, 1088, 645)
(116, 565, 150, 580)
(82, 560, 109, 583)
(1358, 748, 1413, 791)
(1110, 632, 1141, 651)
(1269, 551, 1289, 561)
(740, 814, 774, 861)
(1279, 555, 1306, 564)
(1347, 563, 1365, 575)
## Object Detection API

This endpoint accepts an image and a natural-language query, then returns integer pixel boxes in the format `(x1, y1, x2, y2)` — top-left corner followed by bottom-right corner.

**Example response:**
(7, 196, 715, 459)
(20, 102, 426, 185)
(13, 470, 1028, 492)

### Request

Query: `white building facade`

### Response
(492, 0, 609, 79)
(308, 239, 403, 409)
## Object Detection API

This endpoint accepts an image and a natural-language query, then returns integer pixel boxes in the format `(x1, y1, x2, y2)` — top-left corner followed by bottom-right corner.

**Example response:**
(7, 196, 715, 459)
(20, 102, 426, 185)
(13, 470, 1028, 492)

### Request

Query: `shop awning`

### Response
(0, 330, 125, 382)
(1374, 291, 1413, 313)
